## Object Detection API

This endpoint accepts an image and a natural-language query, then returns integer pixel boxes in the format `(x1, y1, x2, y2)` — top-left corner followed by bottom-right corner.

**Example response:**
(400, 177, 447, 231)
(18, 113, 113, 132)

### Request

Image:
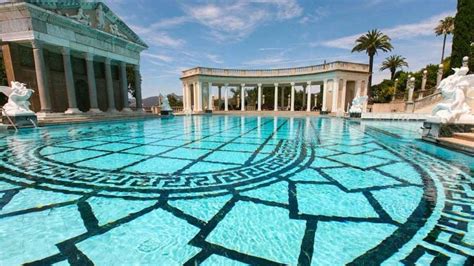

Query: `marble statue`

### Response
(349, 96, 368, 114)
(0, 81, 35, 116)
(160, 95, 173, 116)
(68, 8, 90, 26)
(109, 24, 127, 39)
(96, 4, 105, 30)
(431, 66, 474, 123)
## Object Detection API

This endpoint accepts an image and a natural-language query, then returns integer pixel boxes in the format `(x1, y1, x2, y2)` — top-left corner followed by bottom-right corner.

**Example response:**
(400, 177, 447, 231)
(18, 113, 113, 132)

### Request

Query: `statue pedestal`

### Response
(422, 120, 474, 140)
(405, 101, 414, 113)
(160, 110, 173, 116)
(349, 112, 362, 118)
(2, 114, 38, 128)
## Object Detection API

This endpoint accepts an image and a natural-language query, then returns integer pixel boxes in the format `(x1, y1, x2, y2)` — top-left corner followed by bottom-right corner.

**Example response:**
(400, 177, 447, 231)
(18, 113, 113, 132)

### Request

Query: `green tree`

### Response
(435, 16, 454, 63)
(352, 29, 393, 99)
(380, 55, 409, 80)
(451, 0, 474, 69)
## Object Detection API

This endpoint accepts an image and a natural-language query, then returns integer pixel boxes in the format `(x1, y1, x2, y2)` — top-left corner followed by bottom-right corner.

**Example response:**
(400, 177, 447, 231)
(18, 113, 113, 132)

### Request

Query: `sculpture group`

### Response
(431, 65, 474, 123)
(0, 81, 35, 116)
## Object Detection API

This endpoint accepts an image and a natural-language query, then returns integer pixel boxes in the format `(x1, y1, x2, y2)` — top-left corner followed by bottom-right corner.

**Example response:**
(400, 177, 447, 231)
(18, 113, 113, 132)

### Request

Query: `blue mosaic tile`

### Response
(372, 186, 423, 224)
(204, 150, 253, 164)
(162, 147, 210, 160)
(91, 143, 138, 152)
(169, 195, 232, 222)
(76, 153, 148, 170)
(322, 168, 401, 190)
(124, 157, 191, 174)
(123, 145, 171, 155)
(46, 149, 108, 164)
(221, 143, 261, 152)
(329, 154, 386, 169)
(378, 162, 423, 185)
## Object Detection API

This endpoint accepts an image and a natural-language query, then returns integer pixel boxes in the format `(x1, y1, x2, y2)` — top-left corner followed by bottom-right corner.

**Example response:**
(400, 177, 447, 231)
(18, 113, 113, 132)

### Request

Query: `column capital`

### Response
(274, 83, 279, 87)
(307, 81, 311, 85)
(120, 61, 126, 67)
(105, 58, 112, 65)
(257, 83, 262, 87)
(209, 82, 213, 86)
(290, 82, 295, 86)
(61, 47, 71, 56)
(31, 40, 43, 49)
(84, 53, 94, 61)
(224, 83, 229, 86)
(241, 83, 245, 87)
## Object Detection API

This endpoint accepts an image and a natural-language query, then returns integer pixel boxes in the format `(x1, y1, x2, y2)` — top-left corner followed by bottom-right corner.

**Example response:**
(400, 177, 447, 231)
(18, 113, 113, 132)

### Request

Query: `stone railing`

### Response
(181, 61, 369, 78)
(413, 91, 442, 111)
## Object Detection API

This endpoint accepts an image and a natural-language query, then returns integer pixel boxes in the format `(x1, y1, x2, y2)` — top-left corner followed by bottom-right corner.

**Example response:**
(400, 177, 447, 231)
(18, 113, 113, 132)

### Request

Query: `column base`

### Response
(107, 109, 119, 113)
(64, 108, 82, 114)
(122, 108, 133, 112)
(135, 108, 145, 113)
(88, 108, 103, 114)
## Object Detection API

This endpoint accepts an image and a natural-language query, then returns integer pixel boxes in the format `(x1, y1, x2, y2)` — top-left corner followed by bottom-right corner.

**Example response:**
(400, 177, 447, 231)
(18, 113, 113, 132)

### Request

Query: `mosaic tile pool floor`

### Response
(0, 115, 473, 265)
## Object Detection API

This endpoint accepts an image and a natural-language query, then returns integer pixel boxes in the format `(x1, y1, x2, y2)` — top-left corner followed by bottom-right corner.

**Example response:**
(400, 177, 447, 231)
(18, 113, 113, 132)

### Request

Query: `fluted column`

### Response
(332, 79, 339, 112)
(134, 65, 143, 111)
(241, 83, 245, 111)
(341, 79, 347, 112)
(257, 83, 262, 111)
(224, 83, 229, 111)
(322, 79, 328, 112)
(218, 86, 222, 110)
(105, 58, 117, 112)
(193, 82, 198, 112)
(207, 82, 213, 112)
(274, 83, 278, 111)
(119, 62, 131, 112)
(306, 81, 311, 112)
(62, 47, 81, 114)
(290, 82, 295, 112)
(32, 40, 51, 113)
(196, 81, 203, 111)
(85, 53, 101, 113)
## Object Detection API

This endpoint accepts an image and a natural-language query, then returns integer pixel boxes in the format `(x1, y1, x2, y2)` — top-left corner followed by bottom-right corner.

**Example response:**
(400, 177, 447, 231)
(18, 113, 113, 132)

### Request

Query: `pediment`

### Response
(25, 1, 148, 48)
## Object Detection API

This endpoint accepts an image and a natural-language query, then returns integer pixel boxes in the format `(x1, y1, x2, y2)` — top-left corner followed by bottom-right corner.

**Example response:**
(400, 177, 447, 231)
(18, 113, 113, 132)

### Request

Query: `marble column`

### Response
(224, 83, 229, 111)
(280, 86, 285, 108)
(120, 62, 131, 112)
(241, 83, 245, 111)
(306, 81, 312, 112)
(207, 82, 213, 111)
(322, 79, 328, 112)
(32, 40, 51, 113)
(290, 82, 295, 112)
(436, 64, 443, 87)
(85, 53, 101, 113)
(193, 82, 198, 112)
(340, 79, 347, 112)
(419, 70, 427, 99)
(302, 85, 307, 111)
(62, 47, 81, 114)
(182, 82, 188, 112)
(134, 65, 143, 111)
(218, 86, 222, 111)
(274, 83, 279, 111)
(257, 83, 262, 111)
(332, 79, 339, 112)
(197, 81, 203, 111)
(105, 58, 117, 112)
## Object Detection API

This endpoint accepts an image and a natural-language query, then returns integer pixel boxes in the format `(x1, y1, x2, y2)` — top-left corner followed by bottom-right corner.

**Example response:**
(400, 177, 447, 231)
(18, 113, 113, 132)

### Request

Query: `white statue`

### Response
(0, 81, 35, 116)
(67, 7, 90, 26)
(109, 24, 127, 39)
(431, 66, 474, 123)
(349, 96, 368, 113)
(96, 4, 105, 30)
(160, 96, 172, 111)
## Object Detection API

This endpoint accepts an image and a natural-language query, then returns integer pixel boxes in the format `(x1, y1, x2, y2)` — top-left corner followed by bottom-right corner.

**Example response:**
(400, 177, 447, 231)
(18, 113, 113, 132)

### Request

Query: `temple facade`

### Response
(0, 0, 147, 115)
(180, 62, 370, 114)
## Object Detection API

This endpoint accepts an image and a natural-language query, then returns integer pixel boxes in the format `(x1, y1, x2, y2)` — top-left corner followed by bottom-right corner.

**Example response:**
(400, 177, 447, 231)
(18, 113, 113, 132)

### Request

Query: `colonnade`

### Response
(32, 40, 142, 114)
(182, 77, 367, 113)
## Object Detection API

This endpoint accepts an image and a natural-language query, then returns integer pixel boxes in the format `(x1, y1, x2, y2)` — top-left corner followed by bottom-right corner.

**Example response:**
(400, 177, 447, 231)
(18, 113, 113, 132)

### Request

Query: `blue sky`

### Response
(104, 0, 457, 98)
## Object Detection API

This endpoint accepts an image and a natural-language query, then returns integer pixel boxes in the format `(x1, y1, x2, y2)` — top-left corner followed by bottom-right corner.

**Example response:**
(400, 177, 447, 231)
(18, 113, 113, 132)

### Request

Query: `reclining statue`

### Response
(349, 95, 368, 114)
(431, 66, 474, 123)
(0, 81, 35, 116)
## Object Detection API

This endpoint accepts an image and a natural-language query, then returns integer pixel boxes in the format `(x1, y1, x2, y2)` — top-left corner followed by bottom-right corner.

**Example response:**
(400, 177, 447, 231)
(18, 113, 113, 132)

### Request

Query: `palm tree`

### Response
(352, 29, 393, 98)
(380, 55, 409, 80)
(435, 16, 454, 63)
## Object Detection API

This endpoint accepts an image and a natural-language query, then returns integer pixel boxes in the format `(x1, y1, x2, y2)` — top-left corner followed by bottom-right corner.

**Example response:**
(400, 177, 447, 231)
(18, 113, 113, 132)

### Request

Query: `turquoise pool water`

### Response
(0, 115, 473, 265)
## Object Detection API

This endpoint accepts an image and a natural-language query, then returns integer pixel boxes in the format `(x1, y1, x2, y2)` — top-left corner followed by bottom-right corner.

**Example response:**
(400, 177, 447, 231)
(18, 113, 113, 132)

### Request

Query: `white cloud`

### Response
(182, 0, 303, 41)
(320, 11, 455, 50)
(142, 52, 174, 63)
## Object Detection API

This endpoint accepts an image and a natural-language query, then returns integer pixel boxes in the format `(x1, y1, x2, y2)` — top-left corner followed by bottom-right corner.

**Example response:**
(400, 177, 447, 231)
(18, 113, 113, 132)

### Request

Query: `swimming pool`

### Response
(0, 115, 473, 265)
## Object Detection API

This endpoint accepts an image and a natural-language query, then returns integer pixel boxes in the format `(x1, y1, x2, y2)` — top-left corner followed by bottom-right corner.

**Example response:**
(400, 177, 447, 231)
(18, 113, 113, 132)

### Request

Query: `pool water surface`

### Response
(0, 115, 473, 265)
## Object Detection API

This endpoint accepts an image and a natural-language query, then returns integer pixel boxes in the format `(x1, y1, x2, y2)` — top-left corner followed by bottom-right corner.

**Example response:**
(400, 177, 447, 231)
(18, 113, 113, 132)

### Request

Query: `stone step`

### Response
(438, 137, 474, 155)
(453, 133, 474, 142)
